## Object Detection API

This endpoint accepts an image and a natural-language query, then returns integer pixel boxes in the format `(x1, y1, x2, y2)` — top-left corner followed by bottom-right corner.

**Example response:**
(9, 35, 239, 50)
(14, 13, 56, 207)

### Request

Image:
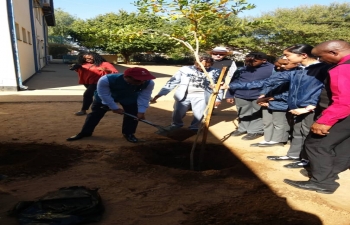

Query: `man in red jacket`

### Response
(284, 40, 350, 194)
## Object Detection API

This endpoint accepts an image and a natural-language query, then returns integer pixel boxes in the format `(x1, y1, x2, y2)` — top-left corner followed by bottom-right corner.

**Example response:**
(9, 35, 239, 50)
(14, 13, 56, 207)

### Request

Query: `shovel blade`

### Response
(155, 126, 197, 141)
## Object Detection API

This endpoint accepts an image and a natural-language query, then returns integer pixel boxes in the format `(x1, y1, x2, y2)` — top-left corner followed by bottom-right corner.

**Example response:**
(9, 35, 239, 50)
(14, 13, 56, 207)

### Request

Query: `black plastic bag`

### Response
(8, 186, 104, 225)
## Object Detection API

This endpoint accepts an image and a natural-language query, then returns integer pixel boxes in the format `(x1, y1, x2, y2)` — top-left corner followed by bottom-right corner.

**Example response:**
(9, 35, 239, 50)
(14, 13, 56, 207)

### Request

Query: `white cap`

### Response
(211, 47, 229, 53)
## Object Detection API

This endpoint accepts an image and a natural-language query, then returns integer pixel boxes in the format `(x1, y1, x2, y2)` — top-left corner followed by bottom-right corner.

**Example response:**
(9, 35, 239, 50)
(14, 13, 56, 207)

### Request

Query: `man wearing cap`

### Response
(208, 47, 237, 74)
(66, 67, 156, 143)
(209, 46, 237, 80)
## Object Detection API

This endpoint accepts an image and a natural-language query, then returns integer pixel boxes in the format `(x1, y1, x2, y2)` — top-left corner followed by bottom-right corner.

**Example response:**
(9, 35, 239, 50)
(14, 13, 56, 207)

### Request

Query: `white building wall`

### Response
(1, 0, 53, 91)
(33, 5, 47, 71)
(0, 0, 18, 91)
(13, 0, 38, 82)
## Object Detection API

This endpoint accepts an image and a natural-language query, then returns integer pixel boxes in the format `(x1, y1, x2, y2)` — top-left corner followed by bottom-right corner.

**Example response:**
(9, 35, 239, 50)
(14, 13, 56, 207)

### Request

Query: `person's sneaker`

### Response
(250, 140, 269, 147)
(258, 142, 284, 147)
(74, 111, 87, 116)
(241, 133, 264, 140)
(230, 130, 247, 137)
(284, 160, 310, 168)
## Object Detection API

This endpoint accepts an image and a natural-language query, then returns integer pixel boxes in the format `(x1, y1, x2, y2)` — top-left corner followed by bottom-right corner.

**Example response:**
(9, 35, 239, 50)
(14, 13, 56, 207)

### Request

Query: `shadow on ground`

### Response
(0, 141, 322, 224)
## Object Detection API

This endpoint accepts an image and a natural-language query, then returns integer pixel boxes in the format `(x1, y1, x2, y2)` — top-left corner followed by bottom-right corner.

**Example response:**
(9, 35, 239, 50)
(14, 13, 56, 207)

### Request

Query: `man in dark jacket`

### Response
(66, 67, 156, 143)
(226, 52, 274, 140)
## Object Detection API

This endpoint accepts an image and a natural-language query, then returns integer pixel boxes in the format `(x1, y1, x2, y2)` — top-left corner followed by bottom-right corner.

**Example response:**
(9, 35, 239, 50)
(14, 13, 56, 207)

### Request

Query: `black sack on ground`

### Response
(8, 186, 104, 225)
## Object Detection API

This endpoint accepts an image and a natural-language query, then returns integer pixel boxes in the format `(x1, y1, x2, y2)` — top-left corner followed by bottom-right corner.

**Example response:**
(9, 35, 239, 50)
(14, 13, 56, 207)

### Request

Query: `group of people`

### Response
(66, 40, 350, 194)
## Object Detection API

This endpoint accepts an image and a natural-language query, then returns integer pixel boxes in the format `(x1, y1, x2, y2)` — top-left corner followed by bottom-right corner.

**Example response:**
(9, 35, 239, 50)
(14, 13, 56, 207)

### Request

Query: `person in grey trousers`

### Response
(226, 58, 299, 147)
(151, 56, 222, 131)
(226, 52, 274, 141)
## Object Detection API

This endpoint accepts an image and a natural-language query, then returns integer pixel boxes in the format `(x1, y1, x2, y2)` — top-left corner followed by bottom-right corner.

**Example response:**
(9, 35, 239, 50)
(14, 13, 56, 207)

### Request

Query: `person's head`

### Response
(311, 40, 350, 65)
(194, 55, 214, 72)
(284, 61, 300, 70)
(77, 52, 107, 66)
(244, 52, 268, 67)
(282, 44, 317, 66)
(274, 57, 288, 71)
(123, 67, 156, 85)
(208, 47, 231, 61)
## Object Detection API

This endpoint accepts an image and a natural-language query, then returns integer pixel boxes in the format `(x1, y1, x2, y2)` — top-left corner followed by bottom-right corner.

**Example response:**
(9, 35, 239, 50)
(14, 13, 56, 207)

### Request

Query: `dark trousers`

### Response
(305, 115, 350, 191)
(287, 112, 315, 158)
(80, 100, 139, 135)
(82, 84, 97, 111)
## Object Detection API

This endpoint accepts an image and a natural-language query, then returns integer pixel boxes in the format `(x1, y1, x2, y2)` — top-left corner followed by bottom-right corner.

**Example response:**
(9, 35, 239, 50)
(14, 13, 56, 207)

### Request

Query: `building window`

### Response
(27, 31, 32, 44)
(22, 27, 27, 43)
(15, 23, 20, 40)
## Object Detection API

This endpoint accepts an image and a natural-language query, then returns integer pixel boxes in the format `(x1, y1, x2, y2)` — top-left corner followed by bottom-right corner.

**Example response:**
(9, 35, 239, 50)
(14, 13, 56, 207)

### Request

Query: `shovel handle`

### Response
(123, 112, 157, 127)
(100, 105, 160, 128)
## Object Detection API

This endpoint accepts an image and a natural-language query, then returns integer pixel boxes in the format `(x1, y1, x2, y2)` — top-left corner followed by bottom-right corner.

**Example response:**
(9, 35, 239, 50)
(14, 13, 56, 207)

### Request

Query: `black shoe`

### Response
(258, 142, 284, 147)
(123, 134, 138, 143)
(283, 179, 334, 194)
(267, 155, 299, 161)
(241, 133, 264, 140)
(231, 130, 247, 137)
(284, 160, 309, 168)
(0, 174, 8, 181)
(300, 169, 312, 178)
(66, 133, 92, 141)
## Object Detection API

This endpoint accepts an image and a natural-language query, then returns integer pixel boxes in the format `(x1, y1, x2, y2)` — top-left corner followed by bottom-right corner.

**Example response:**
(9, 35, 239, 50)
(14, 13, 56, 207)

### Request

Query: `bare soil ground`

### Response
(0, 63, 350, 225)
(0, 101, 349, 225)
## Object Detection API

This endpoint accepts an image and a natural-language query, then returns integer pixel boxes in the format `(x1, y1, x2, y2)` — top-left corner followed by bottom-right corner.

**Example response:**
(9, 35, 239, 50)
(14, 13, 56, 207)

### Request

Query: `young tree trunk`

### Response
(121, 53, 131, 64)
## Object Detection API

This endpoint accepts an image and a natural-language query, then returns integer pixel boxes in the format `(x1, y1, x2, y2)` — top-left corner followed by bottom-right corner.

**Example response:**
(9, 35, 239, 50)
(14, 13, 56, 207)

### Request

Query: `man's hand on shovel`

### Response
(137, 113, 146, 120)
(112, 109, 124, 114)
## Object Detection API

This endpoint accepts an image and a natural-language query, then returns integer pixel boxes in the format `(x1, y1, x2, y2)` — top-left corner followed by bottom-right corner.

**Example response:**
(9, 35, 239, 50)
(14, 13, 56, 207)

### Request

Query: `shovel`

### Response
(123, 113, 196, 141)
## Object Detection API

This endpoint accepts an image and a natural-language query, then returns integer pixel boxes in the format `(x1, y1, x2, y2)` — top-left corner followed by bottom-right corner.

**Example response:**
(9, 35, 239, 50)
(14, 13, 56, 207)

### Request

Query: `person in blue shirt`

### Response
(227, 58, 299, 147)
(66, 67, 156, 143)
(226, 52, 274, 140)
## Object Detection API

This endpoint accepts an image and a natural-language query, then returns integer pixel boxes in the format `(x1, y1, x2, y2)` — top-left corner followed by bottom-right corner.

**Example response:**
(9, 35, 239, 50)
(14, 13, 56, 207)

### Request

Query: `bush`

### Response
(130, 53, 193, 65)
(48, 43, 71, 59)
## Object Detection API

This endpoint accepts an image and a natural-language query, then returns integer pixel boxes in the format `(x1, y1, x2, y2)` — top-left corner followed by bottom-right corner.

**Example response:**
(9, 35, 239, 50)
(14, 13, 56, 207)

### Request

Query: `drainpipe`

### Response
(42, 13, 48, 65)
(6, 0, 27, 90)
(29, 0, 39, 72)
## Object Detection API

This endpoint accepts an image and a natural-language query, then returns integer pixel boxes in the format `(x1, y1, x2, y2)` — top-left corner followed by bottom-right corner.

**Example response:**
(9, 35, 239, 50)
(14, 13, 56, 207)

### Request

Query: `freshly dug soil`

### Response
(0, 141, 321, 225)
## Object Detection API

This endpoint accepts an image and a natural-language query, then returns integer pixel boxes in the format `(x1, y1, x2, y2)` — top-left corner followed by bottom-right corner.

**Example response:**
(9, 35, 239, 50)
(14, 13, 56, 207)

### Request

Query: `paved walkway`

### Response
(0, 60, 181, 102)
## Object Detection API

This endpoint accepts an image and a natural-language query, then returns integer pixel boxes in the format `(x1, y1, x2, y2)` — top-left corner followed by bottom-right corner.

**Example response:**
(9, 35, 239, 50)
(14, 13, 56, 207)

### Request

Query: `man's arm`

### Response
(261, 70, 292, 95)
(100, 62, 118, 74)
(315, 64, 350, 128)
(151, 68, 184, 102)
(138, 80, 155, 113)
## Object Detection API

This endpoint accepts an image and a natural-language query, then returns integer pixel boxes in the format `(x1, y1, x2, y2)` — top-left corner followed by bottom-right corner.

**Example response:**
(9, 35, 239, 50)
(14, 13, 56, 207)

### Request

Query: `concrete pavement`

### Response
(0, 60, 181, 102)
